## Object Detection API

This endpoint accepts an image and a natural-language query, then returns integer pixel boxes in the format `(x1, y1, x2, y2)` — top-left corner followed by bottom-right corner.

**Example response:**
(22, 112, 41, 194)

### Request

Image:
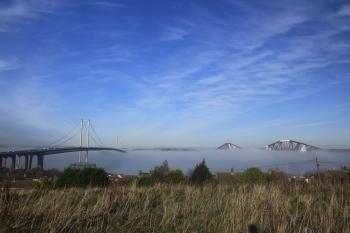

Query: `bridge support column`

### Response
(28, 155, 33, 169)
(24, 155, 29, 170)
(0, 157, 3, 168)
(15, 155, 20, 169)
(37, 155, 44, 169)
(11, 155, 16, 170)
(3, 157, 7, 168)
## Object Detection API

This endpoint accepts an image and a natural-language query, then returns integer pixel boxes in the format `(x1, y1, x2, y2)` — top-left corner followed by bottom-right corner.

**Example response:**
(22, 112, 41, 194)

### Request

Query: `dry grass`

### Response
(1, 182, 349, 233)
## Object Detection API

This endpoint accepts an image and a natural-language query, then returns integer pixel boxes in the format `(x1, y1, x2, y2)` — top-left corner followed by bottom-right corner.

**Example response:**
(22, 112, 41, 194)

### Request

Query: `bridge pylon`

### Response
(78, 119, 91, 164)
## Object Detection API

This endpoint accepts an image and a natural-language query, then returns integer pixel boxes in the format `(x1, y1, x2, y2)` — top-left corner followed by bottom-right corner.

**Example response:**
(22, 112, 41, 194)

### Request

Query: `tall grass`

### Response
(1, 182, 349, 233)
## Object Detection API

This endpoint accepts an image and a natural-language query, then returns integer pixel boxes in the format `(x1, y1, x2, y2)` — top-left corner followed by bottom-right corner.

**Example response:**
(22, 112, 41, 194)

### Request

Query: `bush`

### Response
(238, 167, 267, 184)
(167, 169, 185, 183)
(55, 167, 107, 188)
(190, 160, 212, 184)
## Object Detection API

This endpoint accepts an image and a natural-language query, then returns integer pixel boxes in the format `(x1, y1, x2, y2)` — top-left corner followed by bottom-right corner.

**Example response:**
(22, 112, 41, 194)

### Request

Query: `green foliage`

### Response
(55, 167, 107, 188)
(190, 160, 212, 184)
(151, 160, 170, 182)
(238, 167, 267, 184)
(166, 169, 185, 183)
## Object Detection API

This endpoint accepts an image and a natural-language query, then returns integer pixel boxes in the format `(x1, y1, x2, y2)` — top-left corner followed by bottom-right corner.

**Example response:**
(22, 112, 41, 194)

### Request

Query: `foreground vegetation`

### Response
(1, 161, 349, 233)
(1, 181, 349, 233)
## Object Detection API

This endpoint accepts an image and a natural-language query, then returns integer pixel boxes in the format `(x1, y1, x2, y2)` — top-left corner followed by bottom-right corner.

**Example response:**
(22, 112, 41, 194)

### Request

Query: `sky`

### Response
(0, 0, 350, 148)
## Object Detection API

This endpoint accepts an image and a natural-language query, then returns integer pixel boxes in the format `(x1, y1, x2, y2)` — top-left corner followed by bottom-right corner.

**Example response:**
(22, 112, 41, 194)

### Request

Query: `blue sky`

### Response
(0, 0, 350, 148)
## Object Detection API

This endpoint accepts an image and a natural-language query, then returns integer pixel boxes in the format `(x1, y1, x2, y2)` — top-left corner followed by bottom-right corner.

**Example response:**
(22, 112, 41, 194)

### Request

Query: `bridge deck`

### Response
(0, 147, 126, 157)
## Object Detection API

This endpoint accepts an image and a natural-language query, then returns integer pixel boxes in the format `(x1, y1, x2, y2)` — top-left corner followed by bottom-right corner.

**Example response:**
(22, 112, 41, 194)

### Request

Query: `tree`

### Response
(151, 160, 170, 182)
(190, 160, 212, 184)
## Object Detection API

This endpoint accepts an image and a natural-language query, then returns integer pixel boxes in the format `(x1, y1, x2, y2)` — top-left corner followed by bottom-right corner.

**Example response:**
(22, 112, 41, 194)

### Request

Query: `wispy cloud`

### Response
(0, 58, 20, 73)
(160, 26, 190, 41)
(0, 60, 13, 71)
(89, 1, 126, 8)
(0, 0, 57, 32)
(106, 0, 350, 139)
(337, 4, 350, 16)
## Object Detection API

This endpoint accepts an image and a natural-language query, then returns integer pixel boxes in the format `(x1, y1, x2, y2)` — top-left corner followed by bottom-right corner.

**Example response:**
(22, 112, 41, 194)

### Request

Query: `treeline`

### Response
(130, 160, 271, 187)
(31, 159, 350, 189)
(35, 160, 215, 188)
(129, 160, 214, 186)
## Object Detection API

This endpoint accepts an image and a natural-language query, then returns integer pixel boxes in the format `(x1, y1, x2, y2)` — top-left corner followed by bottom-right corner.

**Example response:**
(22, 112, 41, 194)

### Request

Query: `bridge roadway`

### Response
(0, 147, 126, 170)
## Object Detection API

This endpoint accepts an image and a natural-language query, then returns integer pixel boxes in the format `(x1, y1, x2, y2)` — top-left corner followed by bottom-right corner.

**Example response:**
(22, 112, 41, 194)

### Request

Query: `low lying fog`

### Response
(39, 149, 350, 175)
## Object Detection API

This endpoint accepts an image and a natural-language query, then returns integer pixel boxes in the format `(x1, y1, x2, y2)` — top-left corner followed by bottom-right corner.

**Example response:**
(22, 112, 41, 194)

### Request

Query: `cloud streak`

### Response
(89, 1, 126, 8)
(100, 0, 350, 141)
(0, 0, 58, 32)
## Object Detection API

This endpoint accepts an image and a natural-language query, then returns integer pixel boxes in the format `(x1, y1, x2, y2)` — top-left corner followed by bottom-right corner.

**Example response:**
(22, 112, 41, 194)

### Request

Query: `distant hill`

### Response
(217, 143, 240, 150)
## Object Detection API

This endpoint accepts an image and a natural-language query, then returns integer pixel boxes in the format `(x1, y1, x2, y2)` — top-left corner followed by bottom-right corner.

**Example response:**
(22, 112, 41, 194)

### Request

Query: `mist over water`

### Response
(1, 145, 349, 175)
(34, 149, 350, 175)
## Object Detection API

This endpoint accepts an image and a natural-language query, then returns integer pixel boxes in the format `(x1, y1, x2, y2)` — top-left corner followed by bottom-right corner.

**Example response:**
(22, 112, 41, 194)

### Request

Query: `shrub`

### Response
(167, 169, 185, 183)
(190, 160, 212, 184)
(238, 167, 267, 184)
(55, 167, 107, 188)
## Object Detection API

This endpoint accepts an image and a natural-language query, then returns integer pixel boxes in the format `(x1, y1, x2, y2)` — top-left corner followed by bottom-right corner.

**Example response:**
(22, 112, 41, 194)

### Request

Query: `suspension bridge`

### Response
(0, 119, 125, 170)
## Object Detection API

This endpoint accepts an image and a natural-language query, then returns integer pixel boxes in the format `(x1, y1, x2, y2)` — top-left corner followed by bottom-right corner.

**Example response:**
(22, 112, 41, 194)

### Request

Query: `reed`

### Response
(0, 182, 349, 233)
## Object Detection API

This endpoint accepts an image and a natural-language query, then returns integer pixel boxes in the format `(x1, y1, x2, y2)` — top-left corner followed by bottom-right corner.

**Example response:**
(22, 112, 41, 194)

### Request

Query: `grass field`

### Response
(1, 181, 349, 233)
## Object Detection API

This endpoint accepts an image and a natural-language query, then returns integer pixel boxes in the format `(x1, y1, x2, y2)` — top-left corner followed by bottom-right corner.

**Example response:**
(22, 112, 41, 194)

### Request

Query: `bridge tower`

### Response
(78, 119, 91, 164)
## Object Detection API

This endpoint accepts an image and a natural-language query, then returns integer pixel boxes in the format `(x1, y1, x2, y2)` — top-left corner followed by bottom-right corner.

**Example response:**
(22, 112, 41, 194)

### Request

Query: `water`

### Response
(41, 148, 350, 175)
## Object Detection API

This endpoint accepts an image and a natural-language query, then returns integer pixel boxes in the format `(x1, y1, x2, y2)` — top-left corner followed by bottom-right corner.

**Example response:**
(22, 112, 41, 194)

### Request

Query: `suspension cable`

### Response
(90, 134, 103, 147)
(42, 123, 80, 148)
(89, 123, 106, 146)
(54, 128, 81, 147)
